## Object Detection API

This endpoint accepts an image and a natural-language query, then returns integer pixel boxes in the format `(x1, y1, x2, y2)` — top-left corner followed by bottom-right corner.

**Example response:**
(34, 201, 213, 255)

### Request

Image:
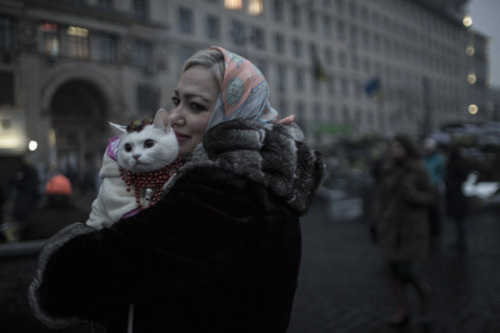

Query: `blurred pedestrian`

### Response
(20, 175, 89, 241)
(444, 146, 469, 250)
(422, 137, 446, 248)
(0, 185, 7, 243)
(372, 134, 435, 326)
(10, 160, 41, 227)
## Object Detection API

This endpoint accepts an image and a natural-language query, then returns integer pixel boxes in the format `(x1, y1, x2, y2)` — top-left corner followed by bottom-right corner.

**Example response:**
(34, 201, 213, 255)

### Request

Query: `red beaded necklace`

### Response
(119, 157, 183, 209)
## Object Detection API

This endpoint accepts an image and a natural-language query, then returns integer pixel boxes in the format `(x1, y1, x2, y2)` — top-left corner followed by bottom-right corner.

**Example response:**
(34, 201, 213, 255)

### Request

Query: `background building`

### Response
(0, 0, 492, 192)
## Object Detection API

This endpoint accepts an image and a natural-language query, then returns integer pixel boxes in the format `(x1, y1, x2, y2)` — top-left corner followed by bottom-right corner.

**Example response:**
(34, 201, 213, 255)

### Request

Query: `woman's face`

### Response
(390, 140, 407, 161)
(169, 66, 220, 156)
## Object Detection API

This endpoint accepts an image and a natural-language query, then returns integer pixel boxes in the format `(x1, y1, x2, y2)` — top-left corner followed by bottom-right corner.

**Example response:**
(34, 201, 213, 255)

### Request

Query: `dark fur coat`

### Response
(29, 120, 325, 333)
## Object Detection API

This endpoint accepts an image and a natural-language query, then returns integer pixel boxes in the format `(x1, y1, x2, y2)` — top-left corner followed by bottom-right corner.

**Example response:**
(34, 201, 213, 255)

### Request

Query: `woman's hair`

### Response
(182, 49, 225, 88)
(393, 133, 422, 159)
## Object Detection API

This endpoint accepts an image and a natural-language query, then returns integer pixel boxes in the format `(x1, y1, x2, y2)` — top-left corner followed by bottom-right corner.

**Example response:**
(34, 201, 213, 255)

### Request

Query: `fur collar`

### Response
(167, 120, 325, 214)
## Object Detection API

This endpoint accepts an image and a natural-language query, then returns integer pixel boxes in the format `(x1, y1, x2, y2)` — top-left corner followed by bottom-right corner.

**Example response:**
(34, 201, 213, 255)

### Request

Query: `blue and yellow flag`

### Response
(364, 78, 383, 101)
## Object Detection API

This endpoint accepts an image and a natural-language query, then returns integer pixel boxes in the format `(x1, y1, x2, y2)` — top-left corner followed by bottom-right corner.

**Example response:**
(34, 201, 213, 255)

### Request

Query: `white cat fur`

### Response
(86, 109, 179, 229)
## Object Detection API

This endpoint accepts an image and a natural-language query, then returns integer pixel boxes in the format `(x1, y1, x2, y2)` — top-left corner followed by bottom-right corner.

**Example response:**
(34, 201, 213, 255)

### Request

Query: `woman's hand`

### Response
(278, 115, 295, 125)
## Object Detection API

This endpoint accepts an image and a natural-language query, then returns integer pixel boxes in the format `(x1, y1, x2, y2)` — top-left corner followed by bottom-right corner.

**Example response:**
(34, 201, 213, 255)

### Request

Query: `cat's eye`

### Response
(144, 139, 155, 148)
(124, 143, 132, 152)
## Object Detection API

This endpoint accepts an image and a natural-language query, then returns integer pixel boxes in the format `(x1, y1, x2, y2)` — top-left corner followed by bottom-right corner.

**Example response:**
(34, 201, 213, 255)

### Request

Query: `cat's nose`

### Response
(133, 154, 141, 160)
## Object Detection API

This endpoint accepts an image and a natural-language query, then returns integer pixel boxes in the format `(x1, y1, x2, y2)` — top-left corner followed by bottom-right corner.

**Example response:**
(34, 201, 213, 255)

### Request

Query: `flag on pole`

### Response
(311, 46, 328, 83)
(313, 56, 328, 83)
(364, 78, 383, 101)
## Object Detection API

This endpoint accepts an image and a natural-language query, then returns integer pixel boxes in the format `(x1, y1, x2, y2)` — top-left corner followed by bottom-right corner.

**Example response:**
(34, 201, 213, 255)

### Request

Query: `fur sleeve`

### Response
(28, 223, 94, 329)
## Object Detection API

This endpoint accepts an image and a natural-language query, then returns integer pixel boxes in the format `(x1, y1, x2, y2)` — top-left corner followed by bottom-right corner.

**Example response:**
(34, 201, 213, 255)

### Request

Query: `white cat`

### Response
(86, 109, 180, 229)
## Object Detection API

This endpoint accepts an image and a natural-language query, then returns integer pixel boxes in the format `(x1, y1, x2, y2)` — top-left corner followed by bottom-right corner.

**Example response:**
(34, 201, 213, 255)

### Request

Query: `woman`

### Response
(372, 134, 434, 326)
(28, 47, 324, 332)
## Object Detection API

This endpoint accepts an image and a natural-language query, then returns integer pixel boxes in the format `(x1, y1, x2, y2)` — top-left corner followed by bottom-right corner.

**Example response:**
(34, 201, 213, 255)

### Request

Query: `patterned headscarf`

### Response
(205, 46, 279, 131)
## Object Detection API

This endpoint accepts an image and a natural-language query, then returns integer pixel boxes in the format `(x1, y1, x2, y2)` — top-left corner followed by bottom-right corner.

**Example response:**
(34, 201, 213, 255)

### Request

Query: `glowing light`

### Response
(463, 15, 472, 27)
(0, 136, 24, 149)
(67, 26, 88, 37)
(28, 140, 38, 151)
(48, 129, 56, 147)
(248, 0, 264, 15)
(468, 104, 478, 115)
(466, 46, 475, 56)
(224, 0, 242, 10)
(467, 73, 477, 84)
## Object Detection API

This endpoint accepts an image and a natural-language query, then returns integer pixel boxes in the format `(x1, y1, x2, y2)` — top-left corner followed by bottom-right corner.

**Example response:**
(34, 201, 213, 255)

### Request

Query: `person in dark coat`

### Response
(10, 160, 40, 225)
(28, 47, 325, 333)
(21, 175, 89, 241)
(372, 134, 435, 326)
(444, 145, 469, 249)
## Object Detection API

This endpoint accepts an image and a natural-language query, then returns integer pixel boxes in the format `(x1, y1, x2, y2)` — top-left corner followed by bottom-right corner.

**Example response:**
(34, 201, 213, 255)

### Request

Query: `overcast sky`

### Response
(468, 0, 500, 87)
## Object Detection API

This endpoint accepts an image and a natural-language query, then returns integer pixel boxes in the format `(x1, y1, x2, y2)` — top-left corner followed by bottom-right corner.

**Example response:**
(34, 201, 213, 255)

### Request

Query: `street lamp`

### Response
(468, 104, 478, 115)
(28, 140, 38, 152)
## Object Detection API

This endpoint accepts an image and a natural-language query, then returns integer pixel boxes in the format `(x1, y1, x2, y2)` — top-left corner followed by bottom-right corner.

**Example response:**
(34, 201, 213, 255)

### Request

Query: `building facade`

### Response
(0, 0, 492, 189)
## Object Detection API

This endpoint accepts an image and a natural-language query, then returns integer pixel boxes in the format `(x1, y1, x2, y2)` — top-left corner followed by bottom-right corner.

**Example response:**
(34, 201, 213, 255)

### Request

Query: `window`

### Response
(137, 84, 156, 113)
(291, 4, 301, 28)
(274, 32, 285, 54)
(0, 71, 14, 105)
(225, 0, 243, 10)
(296, 101, 306, 129)
(351, 54, 359, 71)
(295, 68, 304, 90)
(134, 0, 149, 20)
(361, 29, 369, 49)
(328, 105, 335, 123)
(179, 7, 194, 34)
(279, 99, 289, 117)
(349, 26, 358, 48)
(0, 16, 12, 50)
(273, 0, 284, 22)
(248, 0, 264, 16)
(348, 1, 357, 18)
(342, 106, 349, 123)
(230, 19, 245, 45)
(339, 50, 346, 68)
(323, 15, 331, 37)
(324, 47, 333, 66)
(250, 27, 265, 50)
(67, 26, 89, 59)
(336, 0, 345, 13)
(340, 77, 348, 96)
(95, 32, 117, 63)
(38, 22, 60, 57)
(309, 11, 317, 32)
(134, 40, 152, 70)
(277, 64, 286, 92)
(97, 0, 113, 10)
(179, 46, 195, 70)
(206, 15, 220, 40)
(292, 38, 302, 59)
(328, 75, 335, 95)
(337, 20, 345, 41)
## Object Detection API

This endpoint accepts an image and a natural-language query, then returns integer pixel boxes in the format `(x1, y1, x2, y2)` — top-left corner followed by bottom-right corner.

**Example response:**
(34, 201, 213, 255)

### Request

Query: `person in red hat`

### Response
(20, 175, 89, 241)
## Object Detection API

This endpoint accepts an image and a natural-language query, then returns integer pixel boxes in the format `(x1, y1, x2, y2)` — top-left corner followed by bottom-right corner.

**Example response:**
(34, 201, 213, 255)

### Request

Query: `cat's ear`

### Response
(109, 122, 127, 137)
(152, 108, 171, 132)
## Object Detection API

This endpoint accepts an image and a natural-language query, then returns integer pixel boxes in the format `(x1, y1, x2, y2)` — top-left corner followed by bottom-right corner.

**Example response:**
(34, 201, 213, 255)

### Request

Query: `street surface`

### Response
(1, 194, 499, 332)
(289, 198, 500, 333)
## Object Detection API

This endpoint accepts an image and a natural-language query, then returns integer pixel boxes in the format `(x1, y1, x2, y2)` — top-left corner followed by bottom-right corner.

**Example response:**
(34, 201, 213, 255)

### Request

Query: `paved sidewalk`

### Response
(289, 199, 500, 333)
